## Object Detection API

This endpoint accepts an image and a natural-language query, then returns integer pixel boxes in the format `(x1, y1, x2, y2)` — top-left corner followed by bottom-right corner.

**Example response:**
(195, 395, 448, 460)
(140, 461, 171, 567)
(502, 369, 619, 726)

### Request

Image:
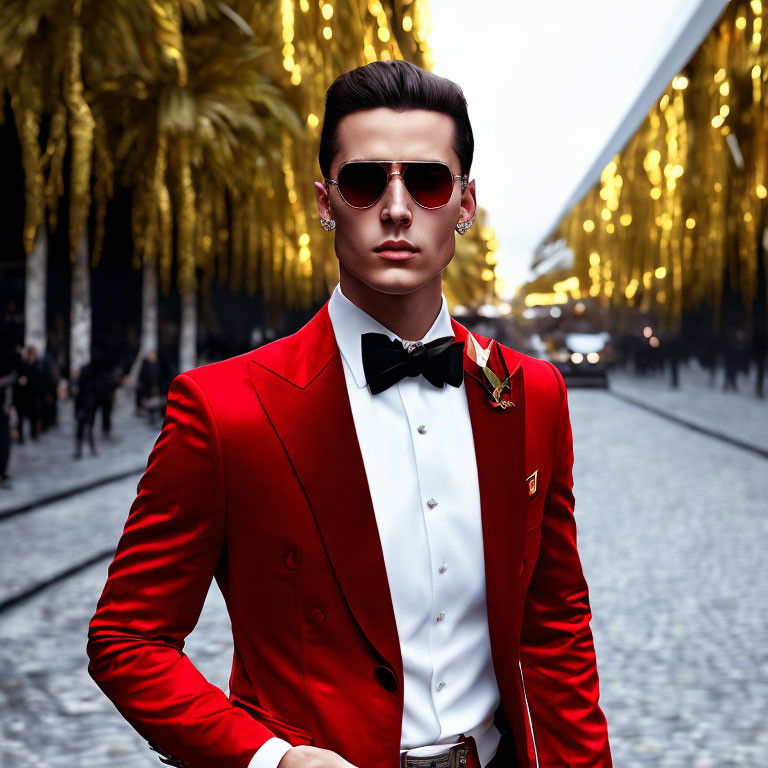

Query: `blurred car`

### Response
(548, 332, 611, 388)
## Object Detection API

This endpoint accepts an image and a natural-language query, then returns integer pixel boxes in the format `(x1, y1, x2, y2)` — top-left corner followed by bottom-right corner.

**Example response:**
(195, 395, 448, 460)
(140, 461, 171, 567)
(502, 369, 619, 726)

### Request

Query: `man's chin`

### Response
(339, 257, 445, 297)
(357, 271, 436, 297)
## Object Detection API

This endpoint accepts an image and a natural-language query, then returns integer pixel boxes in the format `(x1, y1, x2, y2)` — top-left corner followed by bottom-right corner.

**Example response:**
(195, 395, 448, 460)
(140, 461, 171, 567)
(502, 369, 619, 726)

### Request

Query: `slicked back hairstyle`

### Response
(319, 60, 474, 179)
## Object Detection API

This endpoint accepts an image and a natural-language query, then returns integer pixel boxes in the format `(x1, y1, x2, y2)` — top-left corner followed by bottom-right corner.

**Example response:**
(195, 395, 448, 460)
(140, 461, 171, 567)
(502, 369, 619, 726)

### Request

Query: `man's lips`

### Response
(374, 241, 419, 260)
(375, 249, 417, 260)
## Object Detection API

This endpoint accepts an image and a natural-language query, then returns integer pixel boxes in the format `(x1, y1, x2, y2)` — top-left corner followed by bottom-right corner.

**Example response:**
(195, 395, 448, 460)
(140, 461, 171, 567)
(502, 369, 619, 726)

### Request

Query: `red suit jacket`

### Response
(87, 300, 612, 768)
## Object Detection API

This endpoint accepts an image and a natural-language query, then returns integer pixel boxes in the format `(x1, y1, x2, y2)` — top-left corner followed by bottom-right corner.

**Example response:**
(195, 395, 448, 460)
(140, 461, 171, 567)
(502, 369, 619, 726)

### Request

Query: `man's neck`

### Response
(339, 270, 444, 341)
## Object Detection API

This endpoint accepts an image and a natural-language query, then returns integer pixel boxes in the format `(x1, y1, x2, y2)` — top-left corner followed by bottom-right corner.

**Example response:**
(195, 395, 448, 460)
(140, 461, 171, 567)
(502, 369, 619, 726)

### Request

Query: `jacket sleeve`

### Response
(518, 364, 612, 767)
(87, 373, 275, 768)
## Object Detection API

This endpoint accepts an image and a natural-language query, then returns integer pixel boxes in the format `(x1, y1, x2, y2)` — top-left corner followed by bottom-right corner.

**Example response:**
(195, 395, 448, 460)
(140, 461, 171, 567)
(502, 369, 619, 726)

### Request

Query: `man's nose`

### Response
(381, 171, 412, 226)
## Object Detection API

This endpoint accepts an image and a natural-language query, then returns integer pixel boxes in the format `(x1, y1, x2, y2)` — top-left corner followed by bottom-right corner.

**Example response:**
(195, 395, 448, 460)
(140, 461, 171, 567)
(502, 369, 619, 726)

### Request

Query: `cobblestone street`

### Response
(0, 383, 766, 767)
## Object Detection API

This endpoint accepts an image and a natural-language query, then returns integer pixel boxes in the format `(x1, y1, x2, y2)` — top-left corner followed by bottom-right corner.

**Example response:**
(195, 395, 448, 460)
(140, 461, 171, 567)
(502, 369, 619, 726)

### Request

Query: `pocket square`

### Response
(526, 470, 538, 497)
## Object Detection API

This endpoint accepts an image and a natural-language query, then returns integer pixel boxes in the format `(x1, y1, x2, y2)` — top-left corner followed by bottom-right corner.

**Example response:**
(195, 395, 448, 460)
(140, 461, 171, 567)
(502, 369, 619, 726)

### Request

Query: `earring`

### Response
(320, 216, 336, 232)
(455, 212, 475, 235)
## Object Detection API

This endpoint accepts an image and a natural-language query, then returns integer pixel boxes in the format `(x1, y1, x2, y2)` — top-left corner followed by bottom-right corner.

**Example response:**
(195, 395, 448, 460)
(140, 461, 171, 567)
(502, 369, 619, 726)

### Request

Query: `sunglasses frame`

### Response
(324, 160, 469, 210)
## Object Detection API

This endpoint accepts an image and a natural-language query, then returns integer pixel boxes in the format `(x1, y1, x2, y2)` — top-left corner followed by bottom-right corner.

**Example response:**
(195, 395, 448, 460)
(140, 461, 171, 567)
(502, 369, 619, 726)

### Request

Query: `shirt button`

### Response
(426, 498, 438, 509)
(437, 681, 446, 691)
(417, 425, 427, 434)
(436, 612, 446, 622)
(439, 564, 447, 574)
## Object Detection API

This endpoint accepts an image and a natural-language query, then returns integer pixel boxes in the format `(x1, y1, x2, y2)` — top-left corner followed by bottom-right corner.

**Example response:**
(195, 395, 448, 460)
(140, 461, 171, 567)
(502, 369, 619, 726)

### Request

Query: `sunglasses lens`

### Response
(403, 163, 454, 208)
(337, 162, 388, 207)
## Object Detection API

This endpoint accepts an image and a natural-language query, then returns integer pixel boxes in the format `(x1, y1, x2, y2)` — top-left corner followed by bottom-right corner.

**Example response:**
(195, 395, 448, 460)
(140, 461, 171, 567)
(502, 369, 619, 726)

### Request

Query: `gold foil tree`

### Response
(543, 1, 768, 336)
(2, 0, 492, 319)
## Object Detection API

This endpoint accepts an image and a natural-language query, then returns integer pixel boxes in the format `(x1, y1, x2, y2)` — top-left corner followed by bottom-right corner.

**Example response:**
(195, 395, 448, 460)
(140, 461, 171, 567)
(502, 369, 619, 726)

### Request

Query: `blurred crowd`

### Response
(0, 303, 177, 490)
(612, 328, 767, 396)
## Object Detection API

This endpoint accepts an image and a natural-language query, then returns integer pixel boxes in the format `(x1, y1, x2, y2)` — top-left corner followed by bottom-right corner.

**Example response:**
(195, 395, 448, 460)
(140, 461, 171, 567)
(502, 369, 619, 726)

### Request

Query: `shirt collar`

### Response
(327, 281, 455, 389)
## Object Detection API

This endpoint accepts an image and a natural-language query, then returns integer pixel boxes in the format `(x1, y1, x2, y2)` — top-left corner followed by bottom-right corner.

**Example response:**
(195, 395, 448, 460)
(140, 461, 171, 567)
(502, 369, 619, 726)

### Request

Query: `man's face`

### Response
(314, 108, 476, 297)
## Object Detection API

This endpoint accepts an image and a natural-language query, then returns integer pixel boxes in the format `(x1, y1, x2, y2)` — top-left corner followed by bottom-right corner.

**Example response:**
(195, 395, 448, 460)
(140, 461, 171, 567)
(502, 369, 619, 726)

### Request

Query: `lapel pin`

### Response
(526, 470, 538, 497)
(465, 331, 515, 410)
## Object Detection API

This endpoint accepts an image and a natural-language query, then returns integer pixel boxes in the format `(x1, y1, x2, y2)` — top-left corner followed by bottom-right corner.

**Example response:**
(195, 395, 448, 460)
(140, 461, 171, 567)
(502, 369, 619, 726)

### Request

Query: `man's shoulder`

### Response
(165, 339, 301, 432)
(177, 306, 331, 405)
(501, 342, 564, 410)
(179, 334, 301, 393)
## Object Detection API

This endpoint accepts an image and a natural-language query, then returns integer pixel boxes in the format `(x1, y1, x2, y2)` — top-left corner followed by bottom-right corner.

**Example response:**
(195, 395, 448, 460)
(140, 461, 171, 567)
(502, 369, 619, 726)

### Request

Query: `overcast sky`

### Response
(429, 0, 720, 297)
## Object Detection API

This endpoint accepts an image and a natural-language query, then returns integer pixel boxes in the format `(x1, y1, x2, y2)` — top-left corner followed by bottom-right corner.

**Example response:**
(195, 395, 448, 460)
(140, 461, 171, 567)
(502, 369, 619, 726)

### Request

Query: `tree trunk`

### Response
(70, 229, 91, 379)
(25, 229, 48, 356)
(179, 289, 197, 373)
(141, 257, 159, 356)
(126, 258, 160, 388)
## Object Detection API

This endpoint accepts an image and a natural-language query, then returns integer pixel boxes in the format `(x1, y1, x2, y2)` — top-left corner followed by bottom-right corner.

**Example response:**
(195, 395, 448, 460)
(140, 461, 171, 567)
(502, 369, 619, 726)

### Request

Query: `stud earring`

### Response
(320, 216, 336, 232)
(455, 212, 475, 235)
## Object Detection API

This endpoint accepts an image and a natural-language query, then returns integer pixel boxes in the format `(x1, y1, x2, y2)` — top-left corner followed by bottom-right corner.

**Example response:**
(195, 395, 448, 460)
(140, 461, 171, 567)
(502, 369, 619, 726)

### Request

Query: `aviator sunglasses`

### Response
(324, 160, 468, 210)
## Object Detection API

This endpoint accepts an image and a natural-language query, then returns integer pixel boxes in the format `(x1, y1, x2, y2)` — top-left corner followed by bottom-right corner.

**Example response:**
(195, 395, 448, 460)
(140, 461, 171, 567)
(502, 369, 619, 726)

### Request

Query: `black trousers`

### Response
(484, 731, 520, 768)
(0, 409, 10, 477)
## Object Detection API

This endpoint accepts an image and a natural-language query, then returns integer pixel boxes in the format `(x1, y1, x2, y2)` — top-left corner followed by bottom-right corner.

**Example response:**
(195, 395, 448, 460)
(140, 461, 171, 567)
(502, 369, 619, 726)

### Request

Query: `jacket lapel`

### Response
(450, 319, 528, 686)
(247, 301, 402, 674)
(247, 303, 527, 685)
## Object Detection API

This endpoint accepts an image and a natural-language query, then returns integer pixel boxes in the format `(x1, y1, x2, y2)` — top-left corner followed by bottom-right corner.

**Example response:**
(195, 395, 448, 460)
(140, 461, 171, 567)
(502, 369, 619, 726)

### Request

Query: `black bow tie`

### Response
(361, 332, 465, 395)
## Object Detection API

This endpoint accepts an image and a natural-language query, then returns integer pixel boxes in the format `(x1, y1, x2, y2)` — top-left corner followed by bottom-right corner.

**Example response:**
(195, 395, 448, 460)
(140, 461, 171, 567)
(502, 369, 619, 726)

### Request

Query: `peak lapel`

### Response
(247, 303, 401, 673)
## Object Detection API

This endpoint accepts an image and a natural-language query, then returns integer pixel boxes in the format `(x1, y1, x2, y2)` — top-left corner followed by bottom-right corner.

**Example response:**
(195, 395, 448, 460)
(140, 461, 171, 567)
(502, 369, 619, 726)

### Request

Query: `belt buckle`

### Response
(449, 744, 469, 768)
(401, 743, 468, 768)
(402, 754, 449, 768)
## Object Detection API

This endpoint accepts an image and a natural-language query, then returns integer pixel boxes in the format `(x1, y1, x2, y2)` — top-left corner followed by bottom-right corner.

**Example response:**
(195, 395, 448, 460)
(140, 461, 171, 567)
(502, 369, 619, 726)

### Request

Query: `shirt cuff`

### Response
(248, 738, 294, 768)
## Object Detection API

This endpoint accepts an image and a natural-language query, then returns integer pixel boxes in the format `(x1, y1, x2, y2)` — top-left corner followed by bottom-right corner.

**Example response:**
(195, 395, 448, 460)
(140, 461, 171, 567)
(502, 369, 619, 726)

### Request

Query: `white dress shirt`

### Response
(249, 282, 501, 768)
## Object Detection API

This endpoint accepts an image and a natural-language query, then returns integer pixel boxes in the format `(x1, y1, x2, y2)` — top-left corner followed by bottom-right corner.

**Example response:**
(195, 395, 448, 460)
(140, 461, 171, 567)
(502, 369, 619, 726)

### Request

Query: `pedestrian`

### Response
(664, 334, 682, 389)
(73, 362, 98, 459)
(753, 327, 766, 398)
(722, 330, 748, 392)
(695, 334, 718, 386)
(0, 329, 18, 489)
(137, 349, 164, 425)
(24, 345, 49, 436)
(39, 348, 61, 431)
(91, 349, 118, 438)
(87, 60, 612, 768)
(12, 346, 34, 443)
(0, 382, 12, 488)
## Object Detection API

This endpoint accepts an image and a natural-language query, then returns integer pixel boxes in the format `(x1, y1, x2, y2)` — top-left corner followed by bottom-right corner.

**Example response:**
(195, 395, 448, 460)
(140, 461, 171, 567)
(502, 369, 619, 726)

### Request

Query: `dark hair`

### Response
(319, 60, 474, 179)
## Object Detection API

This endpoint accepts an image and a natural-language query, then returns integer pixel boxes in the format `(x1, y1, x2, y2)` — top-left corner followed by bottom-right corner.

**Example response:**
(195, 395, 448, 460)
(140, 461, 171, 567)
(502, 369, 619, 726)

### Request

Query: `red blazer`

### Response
(87, 301, 612, 768)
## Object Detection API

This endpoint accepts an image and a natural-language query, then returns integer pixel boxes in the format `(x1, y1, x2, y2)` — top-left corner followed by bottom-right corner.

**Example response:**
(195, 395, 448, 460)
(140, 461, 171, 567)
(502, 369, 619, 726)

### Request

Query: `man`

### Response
(87, 60, 612, 768)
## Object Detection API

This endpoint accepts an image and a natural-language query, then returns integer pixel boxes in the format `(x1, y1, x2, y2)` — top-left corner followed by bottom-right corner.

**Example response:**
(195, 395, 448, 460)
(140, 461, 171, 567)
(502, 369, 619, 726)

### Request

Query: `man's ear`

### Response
(314, 181, 333, 220)
(459, 178, 476, 224)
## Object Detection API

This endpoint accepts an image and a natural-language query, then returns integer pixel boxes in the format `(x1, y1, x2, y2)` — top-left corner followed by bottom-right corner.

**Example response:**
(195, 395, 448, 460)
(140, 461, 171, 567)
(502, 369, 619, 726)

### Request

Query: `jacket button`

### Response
(307, 607, 326, 625)
(374, 665, 398, 691)
(284, 546, 302, 570)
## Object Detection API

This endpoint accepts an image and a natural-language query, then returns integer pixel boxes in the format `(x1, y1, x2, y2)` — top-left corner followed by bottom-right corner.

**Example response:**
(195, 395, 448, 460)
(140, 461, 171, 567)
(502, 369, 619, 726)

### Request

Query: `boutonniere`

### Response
(465, 331, 515, 409)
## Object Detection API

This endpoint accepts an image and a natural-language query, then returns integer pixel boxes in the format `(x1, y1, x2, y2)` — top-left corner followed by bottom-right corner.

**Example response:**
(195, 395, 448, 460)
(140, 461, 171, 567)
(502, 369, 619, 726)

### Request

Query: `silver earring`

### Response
(455, 213, 475, 235)
(320, 216, 336, 231)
